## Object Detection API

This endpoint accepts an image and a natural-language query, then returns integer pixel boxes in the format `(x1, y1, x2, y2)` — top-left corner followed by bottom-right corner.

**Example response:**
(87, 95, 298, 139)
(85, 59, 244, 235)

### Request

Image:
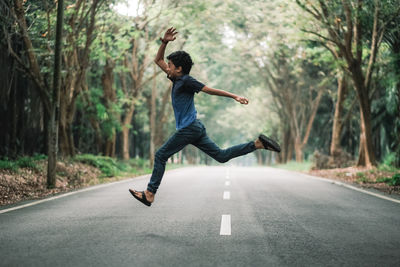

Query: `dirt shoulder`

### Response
(0, 160, 147, 207)
(308, 167, 400, 196)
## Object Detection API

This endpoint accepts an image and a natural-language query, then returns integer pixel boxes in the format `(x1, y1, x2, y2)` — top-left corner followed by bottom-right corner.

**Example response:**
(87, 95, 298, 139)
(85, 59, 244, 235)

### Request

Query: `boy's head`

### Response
(167, 50, 193, 76)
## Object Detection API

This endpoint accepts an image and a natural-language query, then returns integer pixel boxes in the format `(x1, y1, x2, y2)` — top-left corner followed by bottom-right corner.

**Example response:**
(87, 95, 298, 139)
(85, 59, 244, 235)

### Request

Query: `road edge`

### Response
(272, 167, 400, 204)
(0, 173, 151, 214)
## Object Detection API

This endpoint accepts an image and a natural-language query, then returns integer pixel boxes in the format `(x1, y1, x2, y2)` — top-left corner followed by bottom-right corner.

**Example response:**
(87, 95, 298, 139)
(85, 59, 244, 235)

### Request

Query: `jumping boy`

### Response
(129, 27, 280, 207)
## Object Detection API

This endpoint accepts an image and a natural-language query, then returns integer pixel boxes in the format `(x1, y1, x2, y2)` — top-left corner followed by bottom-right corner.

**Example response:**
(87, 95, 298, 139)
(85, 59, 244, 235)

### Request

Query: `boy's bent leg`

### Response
(146, 125, 202, 194)
(193, 132, 256, 163)
(147, 135, 188, 194)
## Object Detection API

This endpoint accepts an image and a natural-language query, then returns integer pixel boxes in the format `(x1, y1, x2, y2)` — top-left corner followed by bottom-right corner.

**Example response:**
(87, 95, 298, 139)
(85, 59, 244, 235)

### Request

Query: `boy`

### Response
(129, 27, 280, 207)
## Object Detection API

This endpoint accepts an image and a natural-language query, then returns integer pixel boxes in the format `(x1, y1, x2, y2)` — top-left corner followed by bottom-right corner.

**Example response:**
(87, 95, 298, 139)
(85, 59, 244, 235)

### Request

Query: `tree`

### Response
(296, 0, 400, 167)
(47, 0, 64, 188)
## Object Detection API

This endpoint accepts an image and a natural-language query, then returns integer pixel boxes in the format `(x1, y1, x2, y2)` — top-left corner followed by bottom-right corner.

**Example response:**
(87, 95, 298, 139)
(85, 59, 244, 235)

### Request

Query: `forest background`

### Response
(1, 0, 400, 203)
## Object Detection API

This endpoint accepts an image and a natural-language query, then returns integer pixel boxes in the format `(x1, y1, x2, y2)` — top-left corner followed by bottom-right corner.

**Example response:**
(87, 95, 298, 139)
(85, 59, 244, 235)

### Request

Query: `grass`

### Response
(1, 153, 185, 179)
(73, 154, 153, 178)
(272, 160, 312, 172)
(0, 154, 47, 172)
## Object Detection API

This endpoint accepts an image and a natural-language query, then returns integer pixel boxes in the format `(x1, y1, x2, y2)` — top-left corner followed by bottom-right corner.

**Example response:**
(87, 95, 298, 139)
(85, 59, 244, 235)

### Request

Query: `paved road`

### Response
(1, 166, 399, 267)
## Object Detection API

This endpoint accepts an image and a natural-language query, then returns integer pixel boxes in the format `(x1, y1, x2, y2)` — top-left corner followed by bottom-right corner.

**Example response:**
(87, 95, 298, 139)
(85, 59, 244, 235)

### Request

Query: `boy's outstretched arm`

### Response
(154, 27, 178, 74)
(201, 86, 249, 105)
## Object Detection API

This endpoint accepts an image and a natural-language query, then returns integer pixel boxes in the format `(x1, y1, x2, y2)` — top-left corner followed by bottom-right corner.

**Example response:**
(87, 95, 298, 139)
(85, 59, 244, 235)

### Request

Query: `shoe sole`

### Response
(259, 134, 281, 153)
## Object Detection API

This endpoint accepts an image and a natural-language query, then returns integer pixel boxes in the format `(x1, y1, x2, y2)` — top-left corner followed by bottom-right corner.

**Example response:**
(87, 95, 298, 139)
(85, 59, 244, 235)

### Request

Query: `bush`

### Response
(0, 159, 18, 171)
(388, 173, 400, 186)
(376, 173, 400, 186)
(0, 156, 40, 171)
(383, 153, 396, 167)
(356, 172, 371, 184)
(312, 150, 354, 170)
(17, 156, 37, 169)
(379, 153, 399, 172)
(74, 154, 121, 177)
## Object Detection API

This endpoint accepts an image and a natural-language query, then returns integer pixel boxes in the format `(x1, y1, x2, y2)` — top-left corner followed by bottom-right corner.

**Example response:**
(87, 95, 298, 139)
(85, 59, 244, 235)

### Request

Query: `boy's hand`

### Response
(235, 96, 249, 105)
(161, 27, 178, 43)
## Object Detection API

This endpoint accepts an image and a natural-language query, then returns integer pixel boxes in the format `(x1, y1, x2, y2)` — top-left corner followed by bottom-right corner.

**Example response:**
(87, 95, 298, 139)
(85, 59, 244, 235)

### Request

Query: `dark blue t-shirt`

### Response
(168, 74, 205, 130)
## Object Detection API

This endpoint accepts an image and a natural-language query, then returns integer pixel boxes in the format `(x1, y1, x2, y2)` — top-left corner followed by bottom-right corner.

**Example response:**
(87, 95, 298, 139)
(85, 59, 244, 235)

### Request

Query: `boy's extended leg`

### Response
(192, 124, 256, 163)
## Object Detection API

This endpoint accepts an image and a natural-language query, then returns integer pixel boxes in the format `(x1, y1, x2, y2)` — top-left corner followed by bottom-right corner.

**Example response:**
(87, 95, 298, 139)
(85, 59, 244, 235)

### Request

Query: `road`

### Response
(1, 166, 399, 267)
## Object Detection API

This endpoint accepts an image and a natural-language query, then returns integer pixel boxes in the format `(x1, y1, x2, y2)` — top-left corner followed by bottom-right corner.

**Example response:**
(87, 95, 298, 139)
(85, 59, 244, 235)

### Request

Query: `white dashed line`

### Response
(223, 191, 230, 200)
(225, 181, 230, 186)
(220, 214, 231, 235)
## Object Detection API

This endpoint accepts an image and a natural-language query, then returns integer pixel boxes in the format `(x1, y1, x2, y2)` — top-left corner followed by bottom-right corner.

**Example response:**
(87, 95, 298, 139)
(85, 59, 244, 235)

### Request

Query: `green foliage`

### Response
(390, 173, 400, 186)
(383, 152, 397, 167)
(0, 159, 18, 172)
(378, 153, 399, 172)
(16, 157, 37, 169)
(0, 155, 45, 171)
(73, 154, 151, 178)
(356, 172, 371, 184)
(3, 0, 400, 169)
(376, 173, 400, 186)
(74, 154, 120, 177)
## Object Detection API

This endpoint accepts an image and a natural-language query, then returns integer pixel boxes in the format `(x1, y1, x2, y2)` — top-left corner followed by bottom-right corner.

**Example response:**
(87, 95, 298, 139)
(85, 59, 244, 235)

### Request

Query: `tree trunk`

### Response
(149, 68, 157, 168)
(121, 105, 135, 160)
(10, 73, 17, 157)
(101, 58, 116, 157)
(330, 75, 347, 156)
(256, 150, 263, 165)
(294, 136, 303, 162)
(357, 99, 376, 167)
(350, 65, 376, 167)
(393, 43, 400, 167)
(155, 85, 172, 148)
(47, 0, 64, 188)
(57, 0, 101, 157)
(105, 134, 116, 157)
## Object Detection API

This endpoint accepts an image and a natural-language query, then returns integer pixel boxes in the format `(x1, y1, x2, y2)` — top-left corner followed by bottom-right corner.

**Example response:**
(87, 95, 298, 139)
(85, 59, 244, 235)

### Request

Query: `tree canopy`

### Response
(1, 0, 399, 174)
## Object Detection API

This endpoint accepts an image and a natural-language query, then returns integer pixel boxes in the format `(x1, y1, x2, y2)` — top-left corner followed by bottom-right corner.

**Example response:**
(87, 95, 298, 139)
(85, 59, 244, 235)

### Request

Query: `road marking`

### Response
(225, 181, 230, 186)
(223, 191, 230, 200)
(220, 214, 231, 235)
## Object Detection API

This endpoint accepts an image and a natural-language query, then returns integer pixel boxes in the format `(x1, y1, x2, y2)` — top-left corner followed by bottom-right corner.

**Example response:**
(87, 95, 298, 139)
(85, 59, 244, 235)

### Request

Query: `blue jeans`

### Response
(147, 119, 256, 193)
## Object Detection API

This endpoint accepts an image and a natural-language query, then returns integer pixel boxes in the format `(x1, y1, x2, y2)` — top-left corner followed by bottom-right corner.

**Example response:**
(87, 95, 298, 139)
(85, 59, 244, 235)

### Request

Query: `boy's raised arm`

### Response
(154, 27, 178, 74)
(202, 86, 249, 105)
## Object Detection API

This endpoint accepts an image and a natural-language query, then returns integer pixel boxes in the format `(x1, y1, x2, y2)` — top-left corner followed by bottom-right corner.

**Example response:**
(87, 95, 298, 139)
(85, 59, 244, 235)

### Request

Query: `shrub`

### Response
(383, 153, 396, 167)
(17, 156, 37, 169)
(0, 159, 18, 171)
(356, 172, 371, 184)
(74, 154, 120, 177)
(389, 173, 400, 186)
(376, 173, 400, 186)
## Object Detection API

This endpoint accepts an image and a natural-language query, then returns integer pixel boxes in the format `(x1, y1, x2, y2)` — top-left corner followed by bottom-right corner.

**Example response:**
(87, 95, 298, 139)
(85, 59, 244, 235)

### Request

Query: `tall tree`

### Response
(296, 0, 400, 167)
(47, 0, 64, 188)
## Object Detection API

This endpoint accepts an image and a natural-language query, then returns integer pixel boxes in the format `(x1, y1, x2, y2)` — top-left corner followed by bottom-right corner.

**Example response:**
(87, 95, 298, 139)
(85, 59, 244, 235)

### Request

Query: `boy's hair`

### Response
(167, 50, 194, 74)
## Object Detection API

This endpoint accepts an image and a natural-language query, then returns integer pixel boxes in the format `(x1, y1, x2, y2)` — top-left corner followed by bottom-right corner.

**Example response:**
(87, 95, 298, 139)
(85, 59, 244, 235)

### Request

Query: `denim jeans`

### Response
(147, 119, 256, 193)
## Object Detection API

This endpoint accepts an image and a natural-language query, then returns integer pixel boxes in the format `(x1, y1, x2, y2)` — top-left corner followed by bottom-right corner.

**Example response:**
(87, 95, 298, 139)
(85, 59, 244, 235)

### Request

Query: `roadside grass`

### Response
(0, 154, 185, 181)
(269, 153, 399, 192)
(73, 154, 152, 179)
(0, 154, 47, 172)
(272, 161, 312, 172)
(1, 154, 188, 206)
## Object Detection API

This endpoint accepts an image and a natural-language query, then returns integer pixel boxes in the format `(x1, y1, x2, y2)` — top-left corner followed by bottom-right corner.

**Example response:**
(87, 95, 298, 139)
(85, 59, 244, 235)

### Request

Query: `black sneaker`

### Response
(259, 134, 281, 153)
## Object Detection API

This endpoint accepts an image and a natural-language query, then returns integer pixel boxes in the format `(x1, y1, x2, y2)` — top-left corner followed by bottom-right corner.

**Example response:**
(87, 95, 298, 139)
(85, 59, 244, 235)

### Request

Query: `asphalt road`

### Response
(1, 166, 399, 267)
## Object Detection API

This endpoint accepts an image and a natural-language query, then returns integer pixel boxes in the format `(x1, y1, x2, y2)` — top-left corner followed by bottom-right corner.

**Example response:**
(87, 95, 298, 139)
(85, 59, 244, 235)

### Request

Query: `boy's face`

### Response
(167, 60, 183, 78)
